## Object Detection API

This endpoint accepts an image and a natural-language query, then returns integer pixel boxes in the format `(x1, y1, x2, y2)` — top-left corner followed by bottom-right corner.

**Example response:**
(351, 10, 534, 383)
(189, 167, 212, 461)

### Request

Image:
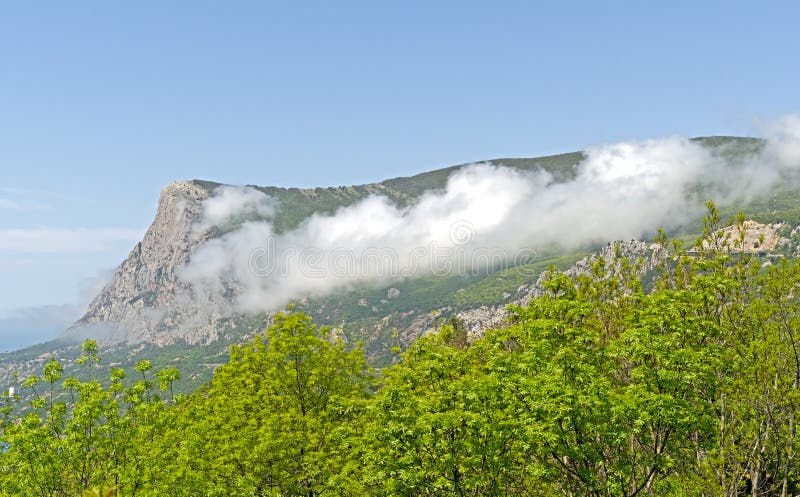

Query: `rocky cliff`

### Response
(61, 135, 779, 352)
(68, 180, 226, 345)
(62, 150, 591, 348)
(65, 175, 669, 351)
(394, 239, 667, 347)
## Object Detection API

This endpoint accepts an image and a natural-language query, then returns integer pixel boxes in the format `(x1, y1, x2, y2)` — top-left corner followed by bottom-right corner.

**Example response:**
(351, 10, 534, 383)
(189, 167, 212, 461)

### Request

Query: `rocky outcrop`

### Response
(67, 174, 669, 353)
(67, 180, 221, 345)
(694, 220, 784, 253)
(516, 239, 666, 303)
(398, 240, 668, 345)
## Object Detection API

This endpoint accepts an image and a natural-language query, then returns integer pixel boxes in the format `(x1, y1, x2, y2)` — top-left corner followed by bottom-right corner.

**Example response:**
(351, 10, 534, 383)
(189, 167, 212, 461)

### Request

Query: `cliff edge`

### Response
(68, 180, 221, 345)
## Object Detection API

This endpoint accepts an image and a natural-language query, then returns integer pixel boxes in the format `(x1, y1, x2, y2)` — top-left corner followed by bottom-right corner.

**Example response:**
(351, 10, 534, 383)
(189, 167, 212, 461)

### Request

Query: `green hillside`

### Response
(2, 136, 799, 394)
(6, 211, 800, 495)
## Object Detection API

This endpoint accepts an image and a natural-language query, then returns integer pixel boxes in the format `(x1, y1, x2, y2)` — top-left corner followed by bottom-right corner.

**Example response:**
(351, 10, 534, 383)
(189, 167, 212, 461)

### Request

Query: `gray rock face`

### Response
(399, 240, 667, 345)
(68, 180, 220, 345)
(517, 239, 665, 304)
(65, 177, 667, 352)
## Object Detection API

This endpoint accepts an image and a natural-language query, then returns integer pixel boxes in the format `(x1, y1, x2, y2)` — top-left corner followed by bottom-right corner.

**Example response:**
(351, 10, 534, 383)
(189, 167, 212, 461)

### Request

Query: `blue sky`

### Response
(1, 1, 799, 349)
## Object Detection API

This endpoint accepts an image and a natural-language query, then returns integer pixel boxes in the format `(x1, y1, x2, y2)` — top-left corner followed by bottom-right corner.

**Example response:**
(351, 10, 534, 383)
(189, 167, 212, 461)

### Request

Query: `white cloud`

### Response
(0, 186, 95, 211)
(0, 304, 82, 351)
(0, 228, 144, 254)
(0, 186, 88, 202)
(196, 185, 277, 231)
(0, 197, 50, 210)
(178, 116, 800, 317)
(759, 114, 800, 169)
(0, 198, 22, 209)
(0, 191, 54, 210)
(176, 136, 724, 314)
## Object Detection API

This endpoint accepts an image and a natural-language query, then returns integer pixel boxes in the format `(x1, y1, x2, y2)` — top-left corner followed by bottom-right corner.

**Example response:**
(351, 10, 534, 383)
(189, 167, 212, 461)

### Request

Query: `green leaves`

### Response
(135, 359, 152, 373)
(0, 343, 174, 496)
(42, 359, 63, 384)
(148, 310, 370, 496)
(6, 223, 800, 495)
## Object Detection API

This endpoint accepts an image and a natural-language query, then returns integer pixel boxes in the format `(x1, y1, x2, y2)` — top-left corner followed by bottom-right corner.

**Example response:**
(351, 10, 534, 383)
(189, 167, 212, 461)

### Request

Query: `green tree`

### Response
(154, 310, 369, 496)
(0, 341, 173, 497)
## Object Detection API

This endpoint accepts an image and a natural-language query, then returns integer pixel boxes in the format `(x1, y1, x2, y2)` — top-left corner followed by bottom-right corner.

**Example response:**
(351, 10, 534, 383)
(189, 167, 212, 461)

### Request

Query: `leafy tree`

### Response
(6, 205, 800, 497)
(0, 342, 174, 497)
(152, 310, 369, 496)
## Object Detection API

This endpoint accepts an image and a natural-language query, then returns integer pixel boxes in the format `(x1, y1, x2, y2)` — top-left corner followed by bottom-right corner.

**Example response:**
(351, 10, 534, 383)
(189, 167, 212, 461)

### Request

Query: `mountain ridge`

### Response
(2, 134, 793, 393)
(68, 135, 773, 348)
(67, 144, 601, 346)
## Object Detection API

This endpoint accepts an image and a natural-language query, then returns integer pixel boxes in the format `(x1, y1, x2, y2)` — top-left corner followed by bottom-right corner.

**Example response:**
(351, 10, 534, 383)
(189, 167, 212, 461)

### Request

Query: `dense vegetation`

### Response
(3, 137, 795, 395)
(5, 205, 800, 496)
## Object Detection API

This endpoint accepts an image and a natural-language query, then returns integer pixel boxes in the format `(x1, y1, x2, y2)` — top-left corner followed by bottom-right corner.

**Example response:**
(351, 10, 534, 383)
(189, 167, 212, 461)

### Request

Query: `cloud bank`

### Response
(760, 114, 800, 169)
(0, 228, 144, 254)
(179, 115, 800, 316)
(195, 185, 277, 231)
(0, 305, 81, 351)
(0, 268, 115, 350)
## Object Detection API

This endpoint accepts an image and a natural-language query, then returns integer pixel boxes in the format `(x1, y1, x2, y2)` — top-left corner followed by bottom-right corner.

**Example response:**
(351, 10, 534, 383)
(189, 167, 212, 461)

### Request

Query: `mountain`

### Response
(66, 148, 593, 352)
(2, 135, 799, 393)
(72, 180, 215, 344)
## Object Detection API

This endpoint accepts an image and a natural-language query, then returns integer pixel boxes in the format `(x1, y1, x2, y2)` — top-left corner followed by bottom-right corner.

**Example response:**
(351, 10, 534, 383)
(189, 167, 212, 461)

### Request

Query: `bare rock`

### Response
(66, 180, 218, 345)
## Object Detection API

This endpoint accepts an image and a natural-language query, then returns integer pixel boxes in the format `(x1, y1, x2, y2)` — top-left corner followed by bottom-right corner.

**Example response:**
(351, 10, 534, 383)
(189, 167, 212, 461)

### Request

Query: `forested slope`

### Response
(3, 205, 800, 496)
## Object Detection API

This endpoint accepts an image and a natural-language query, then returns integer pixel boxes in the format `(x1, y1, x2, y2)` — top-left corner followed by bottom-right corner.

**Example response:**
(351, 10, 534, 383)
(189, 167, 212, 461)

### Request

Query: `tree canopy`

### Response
(3, 206, 800, 496)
